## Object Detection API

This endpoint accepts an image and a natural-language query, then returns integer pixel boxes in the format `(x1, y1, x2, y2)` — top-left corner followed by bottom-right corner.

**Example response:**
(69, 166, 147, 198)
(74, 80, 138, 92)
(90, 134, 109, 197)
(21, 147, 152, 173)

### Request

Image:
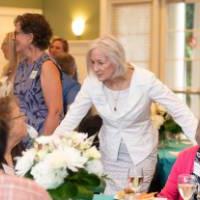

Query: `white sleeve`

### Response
(148, 74, 198, 143)
(53, 77, 93, 135)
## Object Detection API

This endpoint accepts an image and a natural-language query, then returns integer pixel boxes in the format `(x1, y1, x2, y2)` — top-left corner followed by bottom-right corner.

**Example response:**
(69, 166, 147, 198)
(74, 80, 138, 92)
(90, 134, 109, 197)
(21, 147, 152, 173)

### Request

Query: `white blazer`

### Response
(54, 66, 198, 164)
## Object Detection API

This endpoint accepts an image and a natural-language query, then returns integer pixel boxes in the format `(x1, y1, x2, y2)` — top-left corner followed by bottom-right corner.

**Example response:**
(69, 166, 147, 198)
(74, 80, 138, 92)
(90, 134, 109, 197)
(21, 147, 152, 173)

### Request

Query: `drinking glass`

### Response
(126, 168, 144, 193)
(178, 174, 197, 200)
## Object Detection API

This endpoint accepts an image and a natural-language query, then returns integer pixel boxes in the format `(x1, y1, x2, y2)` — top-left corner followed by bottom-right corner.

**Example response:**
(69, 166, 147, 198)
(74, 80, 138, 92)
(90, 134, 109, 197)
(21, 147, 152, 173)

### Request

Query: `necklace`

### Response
(111, 90, 121, 112)
(103, 85, 121, 112)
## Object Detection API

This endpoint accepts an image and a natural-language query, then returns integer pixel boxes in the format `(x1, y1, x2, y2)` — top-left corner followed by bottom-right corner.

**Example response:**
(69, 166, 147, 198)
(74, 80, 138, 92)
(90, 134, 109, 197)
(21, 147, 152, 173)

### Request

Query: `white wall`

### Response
(68, 40, 91, 83)
(0, 7, 42, 76)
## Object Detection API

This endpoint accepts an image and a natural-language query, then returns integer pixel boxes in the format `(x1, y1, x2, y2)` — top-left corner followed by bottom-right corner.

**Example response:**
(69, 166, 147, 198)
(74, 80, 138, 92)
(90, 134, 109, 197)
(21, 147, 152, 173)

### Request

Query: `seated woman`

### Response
(159, 145, 200, 200)
(0, 95, 26, 174)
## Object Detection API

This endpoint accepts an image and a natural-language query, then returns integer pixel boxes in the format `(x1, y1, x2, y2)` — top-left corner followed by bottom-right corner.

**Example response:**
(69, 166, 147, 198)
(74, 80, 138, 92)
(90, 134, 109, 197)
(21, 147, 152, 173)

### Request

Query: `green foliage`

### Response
(48, 169, 104, 200)
(159, 115, 182, 141)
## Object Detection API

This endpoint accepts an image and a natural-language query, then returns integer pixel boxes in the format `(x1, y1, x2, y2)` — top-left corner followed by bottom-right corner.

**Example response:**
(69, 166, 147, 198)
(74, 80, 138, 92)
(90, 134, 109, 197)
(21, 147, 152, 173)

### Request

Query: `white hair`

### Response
(86, 35, 127, 78)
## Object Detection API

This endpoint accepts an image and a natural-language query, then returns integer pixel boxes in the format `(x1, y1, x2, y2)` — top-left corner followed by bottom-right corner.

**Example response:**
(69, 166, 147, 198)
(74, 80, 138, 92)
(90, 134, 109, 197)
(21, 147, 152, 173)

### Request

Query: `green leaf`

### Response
(164, 118, 182, 134)
(48, 181, 78, 200)
(76, 185, 94, 200)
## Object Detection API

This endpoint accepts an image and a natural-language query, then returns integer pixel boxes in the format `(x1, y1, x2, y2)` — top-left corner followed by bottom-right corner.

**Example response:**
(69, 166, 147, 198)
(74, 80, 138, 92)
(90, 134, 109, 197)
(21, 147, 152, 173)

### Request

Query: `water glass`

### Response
(178, 174, 197, 200)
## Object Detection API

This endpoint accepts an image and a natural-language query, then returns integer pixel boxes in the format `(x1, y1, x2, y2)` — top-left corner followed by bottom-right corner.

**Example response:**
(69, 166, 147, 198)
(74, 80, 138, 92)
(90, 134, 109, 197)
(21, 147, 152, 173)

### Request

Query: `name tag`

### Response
(29, 70, 38, 79)
(194, 161, 200, 177)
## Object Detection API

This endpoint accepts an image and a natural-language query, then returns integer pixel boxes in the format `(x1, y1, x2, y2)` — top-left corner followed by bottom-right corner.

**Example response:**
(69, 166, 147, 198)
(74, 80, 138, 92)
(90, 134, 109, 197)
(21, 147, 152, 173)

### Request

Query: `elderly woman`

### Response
(13, 13, 63, 136)
(54, 35, 198, 195)
(0, 95, 26, 174)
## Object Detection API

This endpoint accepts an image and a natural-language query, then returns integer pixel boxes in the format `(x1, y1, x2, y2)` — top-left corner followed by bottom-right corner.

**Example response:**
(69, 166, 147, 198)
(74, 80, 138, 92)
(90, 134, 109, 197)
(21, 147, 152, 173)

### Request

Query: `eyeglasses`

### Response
(10, 114, 26, 121)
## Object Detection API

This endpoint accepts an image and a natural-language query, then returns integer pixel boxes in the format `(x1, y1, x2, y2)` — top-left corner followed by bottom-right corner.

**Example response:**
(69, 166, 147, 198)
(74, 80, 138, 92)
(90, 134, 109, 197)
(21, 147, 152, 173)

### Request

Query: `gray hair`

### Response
(86, 35, 127, 78)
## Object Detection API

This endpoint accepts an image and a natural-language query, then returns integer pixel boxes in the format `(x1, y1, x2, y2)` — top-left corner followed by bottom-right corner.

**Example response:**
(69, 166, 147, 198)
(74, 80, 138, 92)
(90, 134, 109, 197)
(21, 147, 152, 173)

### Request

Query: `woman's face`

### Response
(9, 100, 27, 147)
(49, 40, 65, 57)
(14, 22, 32, 54)
(90, 48, 116, 82)
(1, 40, 9, 60)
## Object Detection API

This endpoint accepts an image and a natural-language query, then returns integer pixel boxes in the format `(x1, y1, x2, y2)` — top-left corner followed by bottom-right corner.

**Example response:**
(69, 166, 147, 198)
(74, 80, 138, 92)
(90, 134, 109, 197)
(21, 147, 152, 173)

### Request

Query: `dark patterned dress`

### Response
(14, 53, 57, 134)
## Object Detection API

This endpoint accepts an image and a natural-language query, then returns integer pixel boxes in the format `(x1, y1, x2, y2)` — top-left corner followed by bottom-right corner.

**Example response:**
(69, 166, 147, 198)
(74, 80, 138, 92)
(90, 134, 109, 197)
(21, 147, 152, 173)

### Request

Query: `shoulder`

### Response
(178, 145, 199, 159)
(62, 73, 80, 88)
(82, 75, 102, 88)
(133, 65, 155, 85)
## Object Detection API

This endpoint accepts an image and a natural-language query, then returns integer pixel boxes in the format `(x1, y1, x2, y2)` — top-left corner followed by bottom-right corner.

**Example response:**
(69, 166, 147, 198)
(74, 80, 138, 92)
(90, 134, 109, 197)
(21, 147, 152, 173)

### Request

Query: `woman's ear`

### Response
(28, 33, 34, 44)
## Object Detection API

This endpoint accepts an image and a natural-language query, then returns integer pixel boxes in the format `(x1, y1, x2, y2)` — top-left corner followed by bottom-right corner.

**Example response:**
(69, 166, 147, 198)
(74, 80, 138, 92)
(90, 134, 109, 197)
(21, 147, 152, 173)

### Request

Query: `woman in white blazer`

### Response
(54, 35, 198, 195)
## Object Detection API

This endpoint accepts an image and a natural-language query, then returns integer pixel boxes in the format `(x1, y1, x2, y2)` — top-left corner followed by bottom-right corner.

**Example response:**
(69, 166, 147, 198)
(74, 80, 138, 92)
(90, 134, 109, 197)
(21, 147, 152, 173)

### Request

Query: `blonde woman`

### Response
(54, 35, 198, 195)
(1, 32, 17, 79)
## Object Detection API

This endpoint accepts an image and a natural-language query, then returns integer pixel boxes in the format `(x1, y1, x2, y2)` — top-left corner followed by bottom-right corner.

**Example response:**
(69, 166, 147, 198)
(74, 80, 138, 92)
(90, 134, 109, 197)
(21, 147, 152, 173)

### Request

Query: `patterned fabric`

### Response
(191, 147, 200, 200)
(0, 174, 51, 200)
(14, 53, 56, 134)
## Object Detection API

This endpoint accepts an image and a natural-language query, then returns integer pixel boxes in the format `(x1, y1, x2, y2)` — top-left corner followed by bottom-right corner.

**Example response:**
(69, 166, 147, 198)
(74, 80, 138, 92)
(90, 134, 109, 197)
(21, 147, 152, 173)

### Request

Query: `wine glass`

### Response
(126, 168, 144, 193)
(178, 174, 197, 200)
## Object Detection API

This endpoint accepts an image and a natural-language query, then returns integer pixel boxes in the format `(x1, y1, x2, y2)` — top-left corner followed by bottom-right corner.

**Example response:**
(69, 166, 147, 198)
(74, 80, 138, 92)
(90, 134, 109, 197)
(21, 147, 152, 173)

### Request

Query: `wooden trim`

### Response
(0, 7, 42, 15)
(112, 0, 152, 4)
(173, 89, 200, 94)
(100, 0, 111, 35)
(150, 0, 160, 76)
(159, 0, 167, 82)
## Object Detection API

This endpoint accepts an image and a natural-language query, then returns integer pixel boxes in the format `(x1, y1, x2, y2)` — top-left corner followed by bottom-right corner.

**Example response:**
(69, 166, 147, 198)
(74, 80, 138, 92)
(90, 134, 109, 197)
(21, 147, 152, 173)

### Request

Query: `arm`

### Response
(53, 77, 93, 135)
(41, 60, 63, 135)
(148, 74, 198, 143)
(195, 120, 200, 145)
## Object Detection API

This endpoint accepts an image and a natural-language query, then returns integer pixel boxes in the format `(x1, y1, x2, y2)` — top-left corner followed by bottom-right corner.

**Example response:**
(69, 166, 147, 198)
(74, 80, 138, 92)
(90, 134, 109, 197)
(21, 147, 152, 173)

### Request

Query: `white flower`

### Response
(15, 148, 36, 176)
(31, 161, 67, 189)
(156, 104, 166, 115)
(151, 115, 165, 129)
(15, 131, 103, 190)
(27, 124, 38, 139)
(35, 135, 54, 145)
(86, 160, 104, 177)
(61, 146, 88, 171)
(35, 148, 49, 161)
(84, 146, 101, 160)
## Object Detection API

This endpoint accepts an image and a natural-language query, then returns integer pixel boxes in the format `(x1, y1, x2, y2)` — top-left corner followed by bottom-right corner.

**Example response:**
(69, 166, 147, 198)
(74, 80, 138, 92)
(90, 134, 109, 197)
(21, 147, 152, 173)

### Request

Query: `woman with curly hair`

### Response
(13, 13, 63, 140)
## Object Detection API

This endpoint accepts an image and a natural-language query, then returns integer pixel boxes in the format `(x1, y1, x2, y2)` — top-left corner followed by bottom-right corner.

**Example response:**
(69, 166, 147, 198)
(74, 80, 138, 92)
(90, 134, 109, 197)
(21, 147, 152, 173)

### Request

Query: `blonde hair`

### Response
(1, 32, 18, 79)
(86, 35, 127, 78)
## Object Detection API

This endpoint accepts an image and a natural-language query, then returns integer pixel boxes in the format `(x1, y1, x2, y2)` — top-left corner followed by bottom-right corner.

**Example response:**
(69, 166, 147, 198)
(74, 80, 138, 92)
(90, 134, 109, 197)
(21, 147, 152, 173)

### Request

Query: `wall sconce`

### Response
(72, 17, 85, 37)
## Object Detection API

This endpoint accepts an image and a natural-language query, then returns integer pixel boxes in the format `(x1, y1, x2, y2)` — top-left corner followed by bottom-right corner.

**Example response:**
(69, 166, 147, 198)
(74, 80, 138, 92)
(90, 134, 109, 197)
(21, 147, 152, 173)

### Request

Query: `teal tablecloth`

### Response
(94, 140, 192, 197)
(93, 194, 113, 200)
(157, 140, 192, 187)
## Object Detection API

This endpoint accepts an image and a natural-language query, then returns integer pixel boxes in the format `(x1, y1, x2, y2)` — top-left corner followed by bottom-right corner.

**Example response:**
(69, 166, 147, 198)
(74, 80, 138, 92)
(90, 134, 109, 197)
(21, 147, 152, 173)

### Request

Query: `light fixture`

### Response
(72, 17, 85, 37)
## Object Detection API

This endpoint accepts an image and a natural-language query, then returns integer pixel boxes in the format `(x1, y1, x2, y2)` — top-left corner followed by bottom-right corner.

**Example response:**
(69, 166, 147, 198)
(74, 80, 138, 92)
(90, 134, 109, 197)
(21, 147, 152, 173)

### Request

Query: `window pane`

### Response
(112, 3, 151, 68)
(165, 2, 200, 117)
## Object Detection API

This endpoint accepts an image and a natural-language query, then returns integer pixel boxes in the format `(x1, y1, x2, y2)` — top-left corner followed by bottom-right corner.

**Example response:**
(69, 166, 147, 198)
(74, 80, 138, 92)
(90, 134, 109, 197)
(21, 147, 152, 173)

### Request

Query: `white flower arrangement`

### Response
(151, 103, 182, 141)
(15, 132, 104, 200)
(151, 103, 167, 130)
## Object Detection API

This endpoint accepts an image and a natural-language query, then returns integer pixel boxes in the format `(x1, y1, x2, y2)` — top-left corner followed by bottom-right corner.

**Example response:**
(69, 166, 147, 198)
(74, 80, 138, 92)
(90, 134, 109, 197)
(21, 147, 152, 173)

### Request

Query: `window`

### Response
(101, 0, 200, 117)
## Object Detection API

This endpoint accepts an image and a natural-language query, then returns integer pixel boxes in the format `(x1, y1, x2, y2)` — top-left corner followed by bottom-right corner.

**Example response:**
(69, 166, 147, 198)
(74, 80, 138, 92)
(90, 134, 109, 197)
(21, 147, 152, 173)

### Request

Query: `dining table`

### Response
(93, 138, 193, 199)
(149, 138, 193, 192)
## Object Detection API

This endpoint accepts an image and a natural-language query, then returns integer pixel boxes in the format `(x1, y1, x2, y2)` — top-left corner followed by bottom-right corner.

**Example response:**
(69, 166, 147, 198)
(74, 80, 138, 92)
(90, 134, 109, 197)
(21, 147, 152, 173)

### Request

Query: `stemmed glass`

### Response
(126, 168, 144, 194)
(178, 174, 197, 200)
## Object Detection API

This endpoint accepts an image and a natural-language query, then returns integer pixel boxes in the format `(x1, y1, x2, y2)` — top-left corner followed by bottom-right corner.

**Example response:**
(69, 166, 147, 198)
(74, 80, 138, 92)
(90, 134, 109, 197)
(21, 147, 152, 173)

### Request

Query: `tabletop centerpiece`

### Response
(151, 103, 182, 143)
(15, 131, 105, 200)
